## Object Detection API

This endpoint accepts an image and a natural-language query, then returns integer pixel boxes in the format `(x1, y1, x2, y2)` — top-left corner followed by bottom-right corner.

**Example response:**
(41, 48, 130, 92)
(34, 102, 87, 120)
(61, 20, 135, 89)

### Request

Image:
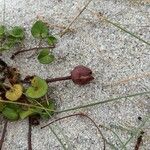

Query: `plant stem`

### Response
(11, 46, 55, 59)
(0, 120, 8, 150)
(41, 112, 106, 150)
(46, 76, 71, 83)
(22, 75, 71, 84)
(28, 117, 32, 150)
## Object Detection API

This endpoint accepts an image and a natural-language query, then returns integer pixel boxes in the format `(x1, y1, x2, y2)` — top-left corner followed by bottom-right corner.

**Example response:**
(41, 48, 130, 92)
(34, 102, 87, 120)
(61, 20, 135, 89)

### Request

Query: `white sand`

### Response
(0, 0, 150, 150)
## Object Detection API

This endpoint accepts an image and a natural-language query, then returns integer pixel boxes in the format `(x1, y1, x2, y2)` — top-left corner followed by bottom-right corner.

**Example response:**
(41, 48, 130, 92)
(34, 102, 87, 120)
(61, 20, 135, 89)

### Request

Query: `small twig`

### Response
(28, 117, 32, 150)
(60, 0, 93, 37)
(27, 39, 42, 59)
(0, 120, 8, 150)
(46, 76, 71, 83)
(41, 112, 106, 150)
(11, 46, 55, 59)
(134, 131, 144, 150)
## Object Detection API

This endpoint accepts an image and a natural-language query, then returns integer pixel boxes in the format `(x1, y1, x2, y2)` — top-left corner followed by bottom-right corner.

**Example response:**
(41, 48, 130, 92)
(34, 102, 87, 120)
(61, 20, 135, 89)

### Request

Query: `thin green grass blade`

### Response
(57, 91, 150, 113)
(109, 124, 133, 134)
(34, 100, 70, 150)
(0, 91, 149, 114)
(104, 19, 150, 46)
(48, 126, 68, 150)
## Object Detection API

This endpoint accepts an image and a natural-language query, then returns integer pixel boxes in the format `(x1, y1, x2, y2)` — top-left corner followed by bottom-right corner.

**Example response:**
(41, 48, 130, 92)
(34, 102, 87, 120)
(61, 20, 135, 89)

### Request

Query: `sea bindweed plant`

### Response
(0, 58, 94, 121)
(0, 18, 149, 150)
(0, 20, 57, 64)
(0, 21, 95, 149)
(0, 53, 94, 149)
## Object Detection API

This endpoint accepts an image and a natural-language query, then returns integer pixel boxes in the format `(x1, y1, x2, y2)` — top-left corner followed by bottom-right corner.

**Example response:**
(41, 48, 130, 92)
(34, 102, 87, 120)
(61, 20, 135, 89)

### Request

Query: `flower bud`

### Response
(71, 65, 94, 85)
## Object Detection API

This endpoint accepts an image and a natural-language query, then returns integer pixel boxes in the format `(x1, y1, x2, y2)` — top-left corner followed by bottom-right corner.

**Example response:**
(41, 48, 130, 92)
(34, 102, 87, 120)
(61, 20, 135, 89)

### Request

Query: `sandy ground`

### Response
(0, 0, 150, 150)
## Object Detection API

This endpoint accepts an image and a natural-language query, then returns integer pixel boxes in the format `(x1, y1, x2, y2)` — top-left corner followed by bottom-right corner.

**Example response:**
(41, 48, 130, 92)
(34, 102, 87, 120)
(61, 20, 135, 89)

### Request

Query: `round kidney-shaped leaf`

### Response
(9, 26, 24, 38)
(31, 20, 49, 38)
(38, 49, 55, 64)
(19, 108, 36, 120)
(2, 107, 19, 121)
(47, 36, 57, 45)
(26, 76, 48, 99)
(5, 84, 23, 101)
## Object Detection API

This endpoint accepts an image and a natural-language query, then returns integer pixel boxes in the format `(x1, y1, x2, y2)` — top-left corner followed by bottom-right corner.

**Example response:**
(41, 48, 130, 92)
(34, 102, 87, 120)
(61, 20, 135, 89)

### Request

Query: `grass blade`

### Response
(34, 100, 70, 150)
(57, 91, 150, 113)
(89, 10, 150, 46)
(105, 19, 150, 46)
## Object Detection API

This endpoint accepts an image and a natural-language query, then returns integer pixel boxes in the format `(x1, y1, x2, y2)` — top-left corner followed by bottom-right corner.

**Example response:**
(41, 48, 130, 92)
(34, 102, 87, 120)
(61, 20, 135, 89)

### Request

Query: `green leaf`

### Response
(47, 35, 57, 45)
(38, 49, 55, 64)
(9, 26, 24, 38)
(2, 107, 19, 121)
(31, 20, 49, 38)
(0, 25, 5, 38)
(0, 46, 9, 52)
(0, 37, 23, 51)
(5, 104, 22, 113)
(19, 108, 35, 120)
(40, 100, 56, 119)
(1, 39, 15, 51)
(26, 76, 48, 99)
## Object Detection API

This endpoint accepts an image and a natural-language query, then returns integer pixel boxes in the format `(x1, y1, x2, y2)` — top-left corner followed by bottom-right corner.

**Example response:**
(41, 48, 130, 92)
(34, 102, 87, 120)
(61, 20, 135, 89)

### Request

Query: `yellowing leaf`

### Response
(5, 84, 23, 101)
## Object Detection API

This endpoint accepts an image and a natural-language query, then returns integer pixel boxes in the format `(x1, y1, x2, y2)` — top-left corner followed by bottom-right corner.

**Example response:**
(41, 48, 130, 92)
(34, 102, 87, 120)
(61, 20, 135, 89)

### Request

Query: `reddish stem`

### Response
(11, 46, 55, 59)
(41, 112, 106, 150)
(0, 120, 8, 150)
(46, 76, 71, 83)
(28, 117, 32, 150)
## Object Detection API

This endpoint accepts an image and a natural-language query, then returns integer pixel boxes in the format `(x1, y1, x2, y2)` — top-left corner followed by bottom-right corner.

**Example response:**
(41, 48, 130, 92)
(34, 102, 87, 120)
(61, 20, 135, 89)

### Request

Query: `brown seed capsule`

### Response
(71, 65, 94, 85)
